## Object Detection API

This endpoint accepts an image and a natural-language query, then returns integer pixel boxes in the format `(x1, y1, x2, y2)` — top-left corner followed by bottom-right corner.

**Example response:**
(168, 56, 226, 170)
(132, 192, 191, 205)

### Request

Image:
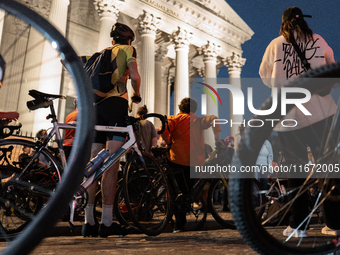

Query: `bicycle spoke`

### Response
(230, 63, 340, 255)
(0, 1, 93, 254)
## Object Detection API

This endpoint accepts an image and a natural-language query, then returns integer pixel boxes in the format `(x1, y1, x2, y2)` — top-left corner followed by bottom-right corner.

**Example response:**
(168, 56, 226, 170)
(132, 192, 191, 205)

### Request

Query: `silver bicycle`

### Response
(0, 0, 94, 254)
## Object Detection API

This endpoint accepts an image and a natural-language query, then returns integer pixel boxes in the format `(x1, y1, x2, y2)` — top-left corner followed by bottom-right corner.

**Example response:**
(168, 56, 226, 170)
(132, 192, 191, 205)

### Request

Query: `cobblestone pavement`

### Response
(32, 226, 257, 255)
(0, 220, 258, 255)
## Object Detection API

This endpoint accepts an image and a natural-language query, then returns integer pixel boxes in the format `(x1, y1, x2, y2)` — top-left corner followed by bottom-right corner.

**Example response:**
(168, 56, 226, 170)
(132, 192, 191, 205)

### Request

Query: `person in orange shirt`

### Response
(63, 98, 77, 160)
(161, 97, 223, 232)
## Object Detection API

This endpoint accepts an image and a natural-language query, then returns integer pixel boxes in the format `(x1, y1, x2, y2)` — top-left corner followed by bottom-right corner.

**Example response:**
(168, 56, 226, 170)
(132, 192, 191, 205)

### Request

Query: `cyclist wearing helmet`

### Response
(82, 23, 141, 238)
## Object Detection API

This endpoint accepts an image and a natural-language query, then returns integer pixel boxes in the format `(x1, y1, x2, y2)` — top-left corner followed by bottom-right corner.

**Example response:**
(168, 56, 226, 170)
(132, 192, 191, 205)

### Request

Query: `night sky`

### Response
(191, 1, 340, 139)
(225, 0, 340, 78)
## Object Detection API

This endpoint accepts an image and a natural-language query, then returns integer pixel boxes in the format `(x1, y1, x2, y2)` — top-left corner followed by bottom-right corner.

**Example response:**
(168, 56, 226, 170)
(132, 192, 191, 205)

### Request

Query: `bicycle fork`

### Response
(68, 147, 127, 228)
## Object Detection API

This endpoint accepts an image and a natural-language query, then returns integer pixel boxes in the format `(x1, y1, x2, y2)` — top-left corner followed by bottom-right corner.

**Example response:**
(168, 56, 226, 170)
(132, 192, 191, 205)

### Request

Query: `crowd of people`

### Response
(1, 6, 339, 240)
(259, 6, 339, 237)
(78, 6, 340, 239)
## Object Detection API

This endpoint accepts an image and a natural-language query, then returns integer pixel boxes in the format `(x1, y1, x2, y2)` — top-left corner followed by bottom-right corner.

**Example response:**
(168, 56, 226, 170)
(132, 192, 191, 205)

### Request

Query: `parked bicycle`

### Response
(205, 144, 265, 229)
(0, 138, 60, 238)
(229, 62, 340, 255)
(260, 154, 323, 227)
(0, 89, 170, 240)
(0, 1, 94, 254)
(0, 92, 86, 246)
(68, 111, 170, 237)
(149, 143, 265, 233)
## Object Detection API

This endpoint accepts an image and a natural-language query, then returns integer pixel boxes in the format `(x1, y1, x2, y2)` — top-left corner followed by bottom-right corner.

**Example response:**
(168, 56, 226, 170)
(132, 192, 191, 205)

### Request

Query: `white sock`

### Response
(102, 204, 113, 227)
(84, 204, 95, 226)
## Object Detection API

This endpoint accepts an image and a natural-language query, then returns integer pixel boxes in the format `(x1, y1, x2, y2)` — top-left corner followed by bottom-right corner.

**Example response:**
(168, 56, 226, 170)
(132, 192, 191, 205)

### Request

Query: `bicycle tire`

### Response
(167, 179, 208, 232)
(208, 178, 265, 229)
(0, 0, 94, 254)
(93, 179, 133, 227)
(251, 178, 266, 220)
(123, 152, 171, 236)
(229, 62, 340, 255)
(207, 179, 235, 229)
(0, 139, 61, 239)
(113, 181, 133, 227)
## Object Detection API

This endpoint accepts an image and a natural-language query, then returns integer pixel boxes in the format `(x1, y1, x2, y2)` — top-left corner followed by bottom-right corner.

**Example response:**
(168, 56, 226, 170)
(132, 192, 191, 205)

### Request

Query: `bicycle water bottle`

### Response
(84, 149, 110, 177)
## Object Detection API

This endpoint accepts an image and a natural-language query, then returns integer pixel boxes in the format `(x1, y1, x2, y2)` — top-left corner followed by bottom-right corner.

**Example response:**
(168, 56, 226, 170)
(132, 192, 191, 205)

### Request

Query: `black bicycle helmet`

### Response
(110, 23, 135, 42)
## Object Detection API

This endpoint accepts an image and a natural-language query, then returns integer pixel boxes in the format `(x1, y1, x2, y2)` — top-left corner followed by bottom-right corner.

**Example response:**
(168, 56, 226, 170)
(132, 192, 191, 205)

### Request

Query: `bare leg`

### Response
(84, 143, 105, 225)
(101, 140, 124, 226)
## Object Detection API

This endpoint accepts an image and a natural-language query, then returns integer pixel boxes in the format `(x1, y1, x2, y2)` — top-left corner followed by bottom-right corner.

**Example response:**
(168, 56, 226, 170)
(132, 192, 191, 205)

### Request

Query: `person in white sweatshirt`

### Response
(255, 140, 273, 190)
(259, 6, 339, 237)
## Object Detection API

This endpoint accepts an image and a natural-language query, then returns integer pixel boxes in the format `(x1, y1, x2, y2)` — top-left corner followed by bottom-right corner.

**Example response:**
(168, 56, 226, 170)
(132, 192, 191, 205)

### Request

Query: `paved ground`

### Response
(0, 220, 258, 255)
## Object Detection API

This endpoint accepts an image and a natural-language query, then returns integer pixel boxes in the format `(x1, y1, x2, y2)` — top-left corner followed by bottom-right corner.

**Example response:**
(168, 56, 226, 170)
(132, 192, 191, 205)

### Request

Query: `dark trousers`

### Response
(168, 161, 194, 229)
(279, 116, 340, 229)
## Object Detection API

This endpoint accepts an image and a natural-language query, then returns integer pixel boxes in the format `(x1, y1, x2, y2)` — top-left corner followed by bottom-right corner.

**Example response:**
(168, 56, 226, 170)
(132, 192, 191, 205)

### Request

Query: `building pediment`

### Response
(122, 0, 254, 53)
(189, 0, 251, 31)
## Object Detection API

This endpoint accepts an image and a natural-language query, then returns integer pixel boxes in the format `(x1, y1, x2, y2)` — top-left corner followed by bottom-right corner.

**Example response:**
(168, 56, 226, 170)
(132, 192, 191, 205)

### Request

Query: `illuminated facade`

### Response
(0, 0, 253, 144)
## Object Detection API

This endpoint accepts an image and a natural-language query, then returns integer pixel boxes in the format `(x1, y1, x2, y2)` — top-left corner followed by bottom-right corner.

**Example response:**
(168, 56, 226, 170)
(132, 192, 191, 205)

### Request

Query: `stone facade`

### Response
(0, 0, 253, 139)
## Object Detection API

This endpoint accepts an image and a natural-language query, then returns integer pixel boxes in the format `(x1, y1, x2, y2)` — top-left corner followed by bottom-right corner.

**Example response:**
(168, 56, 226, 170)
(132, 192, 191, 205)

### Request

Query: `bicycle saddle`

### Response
(28, 89, 66, 101)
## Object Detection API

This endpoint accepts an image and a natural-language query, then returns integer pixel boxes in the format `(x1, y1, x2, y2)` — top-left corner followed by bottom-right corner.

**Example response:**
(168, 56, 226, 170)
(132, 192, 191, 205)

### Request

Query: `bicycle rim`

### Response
(123, 152, 171, 236)
(113, 180, 133, 227)
(229, 62, 340, 255)
(0, 0, 94, 254)
(208, 179, 234, 229)
(208, 179, 265, 229)
(0, 139, 61, 239)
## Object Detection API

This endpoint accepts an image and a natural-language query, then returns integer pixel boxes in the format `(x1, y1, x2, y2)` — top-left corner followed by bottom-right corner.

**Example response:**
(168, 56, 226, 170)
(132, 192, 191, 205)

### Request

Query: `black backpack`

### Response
(83, 47, 117, 103)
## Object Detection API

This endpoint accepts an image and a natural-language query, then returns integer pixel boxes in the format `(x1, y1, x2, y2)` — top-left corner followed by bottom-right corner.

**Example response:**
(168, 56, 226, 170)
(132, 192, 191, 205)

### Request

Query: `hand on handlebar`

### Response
(215, 139, 225, 149)
(131, 94, 141, 103)
(128, 94, 142, 113)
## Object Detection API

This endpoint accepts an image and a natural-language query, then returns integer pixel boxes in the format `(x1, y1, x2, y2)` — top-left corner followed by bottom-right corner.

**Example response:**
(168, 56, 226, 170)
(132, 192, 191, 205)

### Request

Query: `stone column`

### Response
(137, 11, 161, 115)
(170, 27, 192, 114)
(0, 20, 29, 113)
(154, 45, 168, 127)
(200, 41, 221, 148)
(94, 0, 121, 51)
(18, 29, 46, 135)
(167, 65, 175, 116)
(0, 10, 5, 46)
(225, 52, 246, 142)
(48, 0, 69, 33)
(18, 2, 51, 136)
(33, 0, 69, 134)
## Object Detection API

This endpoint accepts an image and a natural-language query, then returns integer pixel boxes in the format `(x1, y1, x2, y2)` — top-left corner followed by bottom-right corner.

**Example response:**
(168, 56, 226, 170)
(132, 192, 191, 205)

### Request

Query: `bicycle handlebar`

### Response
(0, 121, 22, 138)
(131, 95, 142, 103)
(139, 113, 168, 134)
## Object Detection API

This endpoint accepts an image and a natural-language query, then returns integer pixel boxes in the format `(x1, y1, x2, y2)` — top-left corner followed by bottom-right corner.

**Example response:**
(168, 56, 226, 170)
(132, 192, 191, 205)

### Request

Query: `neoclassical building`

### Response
(0, 0, 253, 145)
